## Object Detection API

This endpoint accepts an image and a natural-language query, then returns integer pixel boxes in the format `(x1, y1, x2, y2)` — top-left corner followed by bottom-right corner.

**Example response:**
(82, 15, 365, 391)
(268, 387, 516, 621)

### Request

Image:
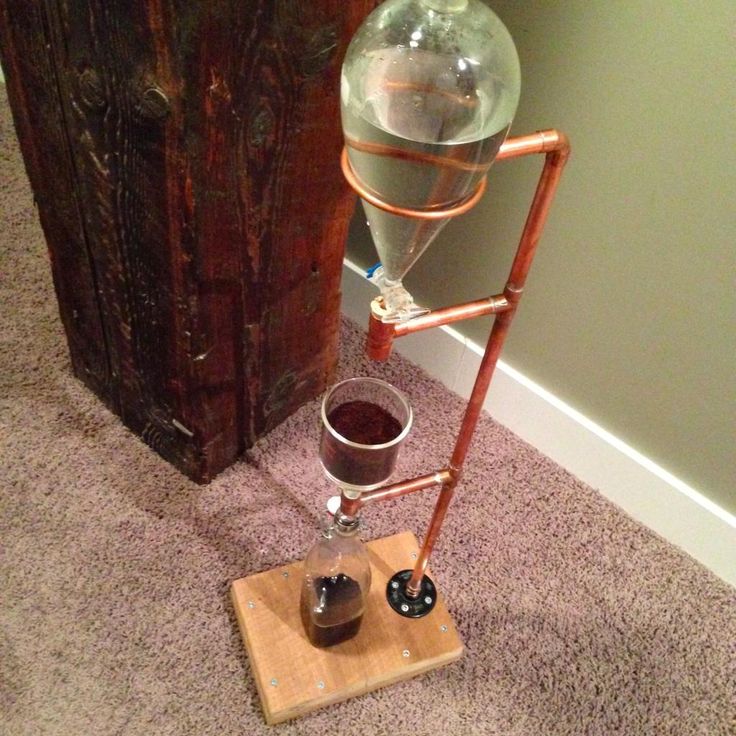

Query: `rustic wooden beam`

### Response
(0, 0, 378, 482)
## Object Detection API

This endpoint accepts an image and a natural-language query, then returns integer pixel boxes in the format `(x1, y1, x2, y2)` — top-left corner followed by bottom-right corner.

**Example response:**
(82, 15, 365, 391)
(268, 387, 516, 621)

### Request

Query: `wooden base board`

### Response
(230, 531, 464, 724)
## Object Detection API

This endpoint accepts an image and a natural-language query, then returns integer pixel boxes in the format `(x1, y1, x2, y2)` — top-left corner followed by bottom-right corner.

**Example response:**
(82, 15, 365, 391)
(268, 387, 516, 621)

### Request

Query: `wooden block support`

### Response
(0, 0, 379, 482)
(231, 531, 464, 725)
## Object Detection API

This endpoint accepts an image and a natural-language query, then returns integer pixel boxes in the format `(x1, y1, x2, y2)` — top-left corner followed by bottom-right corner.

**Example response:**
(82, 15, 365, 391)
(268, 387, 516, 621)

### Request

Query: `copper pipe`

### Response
(496, 129, 570, 161)
(340, 147, 487, 220)
(506, 135, 571, 293)
(367, 303, 396, 361)
(406, 477, 458, 598)
(360, 469, 452, 506)
(356, 130, 570, 364)
(449, 309, 514, 472)
(404, 272, 524, 598)
(340, 128, 571, 598)
(405, 129, 571, 597)
(395, 294, 511, 336)
(367, 295, 511, 362)
(338, 469, 451, 519)
(338, 493, 362, 520)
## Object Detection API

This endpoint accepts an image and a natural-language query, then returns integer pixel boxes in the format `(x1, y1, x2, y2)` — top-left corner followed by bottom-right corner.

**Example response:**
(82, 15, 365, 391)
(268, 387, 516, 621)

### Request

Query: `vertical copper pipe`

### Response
(506, 136, 570, 295)
(405, 133, 571, 598)
(366, 304, 396, 361)
(404, 477, 458, 596)
(338, 493, 362, 520)
(406, 320, 515, 597)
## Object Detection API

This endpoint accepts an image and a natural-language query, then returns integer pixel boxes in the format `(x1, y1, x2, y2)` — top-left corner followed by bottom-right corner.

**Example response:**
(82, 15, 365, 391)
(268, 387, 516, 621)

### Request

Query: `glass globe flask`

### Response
(341, 0, 521, 322)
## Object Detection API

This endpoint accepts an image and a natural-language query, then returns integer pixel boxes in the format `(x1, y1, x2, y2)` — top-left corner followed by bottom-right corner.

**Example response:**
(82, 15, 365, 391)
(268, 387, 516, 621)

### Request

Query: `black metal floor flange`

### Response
(386, 569, 437, 618)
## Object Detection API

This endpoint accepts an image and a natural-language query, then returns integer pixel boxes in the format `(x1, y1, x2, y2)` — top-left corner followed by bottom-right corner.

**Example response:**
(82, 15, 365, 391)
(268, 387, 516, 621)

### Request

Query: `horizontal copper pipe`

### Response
(395, 294, 510, 336)
(360, 469, 452, 506)
(367, 293, 511, 361)
(343, 109, 550, 184)
(496, 129, 570, 161)
(338, 469, 451, 518)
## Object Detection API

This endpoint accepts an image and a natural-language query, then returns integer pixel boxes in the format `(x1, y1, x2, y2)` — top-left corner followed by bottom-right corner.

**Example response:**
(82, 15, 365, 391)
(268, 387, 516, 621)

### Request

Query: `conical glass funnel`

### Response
(341, 0, 521, 322)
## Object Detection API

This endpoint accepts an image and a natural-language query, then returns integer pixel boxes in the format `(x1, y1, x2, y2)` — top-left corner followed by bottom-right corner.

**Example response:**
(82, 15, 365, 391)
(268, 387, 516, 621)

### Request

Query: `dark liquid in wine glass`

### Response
(300, 573, 364, 647)
(321, 400, 404, 487)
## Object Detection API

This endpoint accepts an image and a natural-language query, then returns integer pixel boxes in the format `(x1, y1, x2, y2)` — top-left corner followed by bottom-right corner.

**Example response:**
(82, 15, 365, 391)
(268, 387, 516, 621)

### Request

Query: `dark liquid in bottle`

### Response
(321, 400, 403, 486)
(300, 573, 364, 648)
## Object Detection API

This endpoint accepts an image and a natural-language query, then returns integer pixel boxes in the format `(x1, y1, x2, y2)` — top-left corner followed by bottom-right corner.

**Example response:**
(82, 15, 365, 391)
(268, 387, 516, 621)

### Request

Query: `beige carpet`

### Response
(1, 86, 734, 736)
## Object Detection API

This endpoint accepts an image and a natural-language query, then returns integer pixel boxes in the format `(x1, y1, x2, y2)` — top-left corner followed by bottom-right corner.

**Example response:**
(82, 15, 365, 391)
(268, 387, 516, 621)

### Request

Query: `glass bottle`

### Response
(341, 0, 521, 322)
(300, 514, 372, 648)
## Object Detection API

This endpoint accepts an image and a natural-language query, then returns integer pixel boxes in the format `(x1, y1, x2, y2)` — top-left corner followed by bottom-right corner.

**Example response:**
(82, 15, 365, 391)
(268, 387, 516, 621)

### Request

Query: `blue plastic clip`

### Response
(365, 262, 382, 278)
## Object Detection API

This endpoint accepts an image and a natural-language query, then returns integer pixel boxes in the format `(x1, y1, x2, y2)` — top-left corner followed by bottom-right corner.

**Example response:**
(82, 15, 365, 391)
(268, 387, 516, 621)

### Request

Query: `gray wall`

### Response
(347, 1, 736, 514)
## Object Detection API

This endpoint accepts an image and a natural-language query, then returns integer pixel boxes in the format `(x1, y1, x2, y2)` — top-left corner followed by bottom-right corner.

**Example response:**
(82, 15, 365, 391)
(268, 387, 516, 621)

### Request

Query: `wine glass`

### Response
(319, 377, 413, 498)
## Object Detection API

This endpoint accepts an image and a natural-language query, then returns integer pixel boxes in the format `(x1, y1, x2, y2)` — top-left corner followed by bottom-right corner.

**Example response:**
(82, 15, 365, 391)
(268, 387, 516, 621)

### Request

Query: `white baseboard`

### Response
(341, 259, 736, 587)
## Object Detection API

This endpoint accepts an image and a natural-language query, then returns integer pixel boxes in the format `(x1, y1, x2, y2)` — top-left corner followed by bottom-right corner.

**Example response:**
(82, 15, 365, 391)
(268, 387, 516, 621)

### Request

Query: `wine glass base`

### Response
(320, 464, 392, 494)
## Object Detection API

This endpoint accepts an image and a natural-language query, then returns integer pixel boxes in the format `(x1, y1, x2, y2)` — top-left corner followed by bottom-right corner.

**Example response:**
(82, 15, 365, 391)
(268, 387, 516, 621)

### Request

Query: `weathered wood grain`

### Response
(0, 0, 379, 481)
(0, 1, 113, 407)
